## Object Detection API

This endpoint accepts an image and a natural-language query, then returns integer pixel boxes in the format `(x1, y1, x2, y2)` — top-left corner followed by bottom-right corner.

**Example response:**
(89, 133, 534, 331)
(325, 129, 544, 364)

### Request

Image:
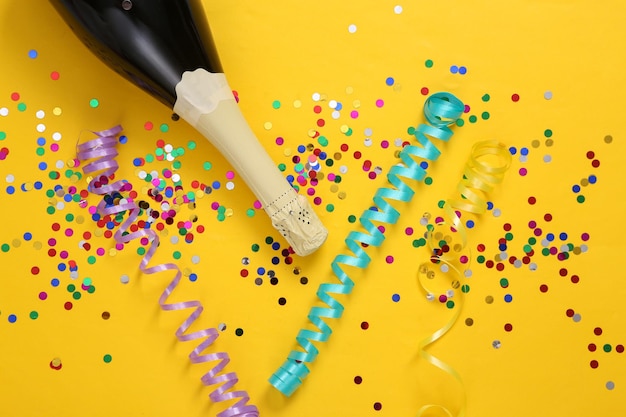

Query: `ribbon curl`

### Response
(77, 126, 259, 417)
(269, 92, 465, 396)
(416, 140, 511, 417)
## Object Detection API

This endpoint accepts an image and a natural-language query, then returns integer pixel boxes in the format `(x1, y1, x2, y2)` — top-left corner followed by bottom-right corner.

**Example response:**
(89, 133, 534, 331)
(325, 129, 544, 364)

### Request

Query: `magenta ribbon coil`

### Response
(77, 125, 259, 417)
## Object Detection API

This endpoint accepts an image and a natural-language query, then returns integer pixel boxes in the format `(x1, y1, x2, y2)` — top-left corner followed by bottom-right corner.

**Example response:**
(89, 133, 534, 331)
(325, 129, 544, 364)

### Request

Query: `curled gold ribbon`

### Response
(417, 140, 511, 417)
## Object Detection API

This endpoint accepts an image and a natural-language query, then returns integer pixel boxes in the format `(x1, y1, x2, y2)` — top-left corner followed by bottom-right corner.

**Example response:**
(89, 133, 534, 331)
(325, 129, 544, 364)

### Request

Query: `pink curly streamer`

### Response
(76, 125, 259, 417)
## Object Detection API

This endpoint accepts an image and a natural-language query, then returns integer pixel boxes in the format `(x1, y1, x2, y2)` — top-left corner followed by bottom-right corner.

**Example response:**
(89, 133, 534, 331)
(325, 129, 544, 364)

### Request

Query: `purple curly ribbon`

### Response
(77, 125, 259, 417)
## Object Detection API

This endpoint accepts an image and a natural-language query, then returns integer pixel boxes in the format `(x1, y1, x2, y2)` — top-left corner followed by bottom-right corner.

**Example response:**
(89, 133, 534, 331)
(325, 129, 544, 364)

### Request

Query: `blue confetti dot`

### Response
(318, 151, 327, 160)
(297, 145, 306, 153)
(458, 66, 467, 75)
(559, 232, 568, 241)
(91, 213, 101, 221)
(420, 161, 429, 169)
(520, 147, 529, 156)
(6, 186, 15, 194)
(450, 65, 459, 74)
(28, 49, 38, 59)
(189, 273, 198, 282)
(572, 184, 581, 193)
(509, 147, 517, 155)
(38, 162, 47, 170)
(271, 257, 280, 265)
(504, 294, 513, 303)
(499, 244, 507, 251)
(385, 77, 395, 86)
(271, 242, 280, 251)
(212, 181, 221, 189)
(392, 293, 401, 302)
(57, 263, 67, 272)
(487, 202, 494, 210)
(257, 267, 266, 275)
(8, 314, 17, 323)
(466, 220, 475, 228)
(23, 232, 32, 241)
(37, 137, 46, 146)
(546, 233, 555, 241)
(286, 175, 295, 183)
(51, 278, 60, 287)
(335, 102, 343, 111)
(165, 188, 174, 198)
(132, 158, 143, 166)
(119, 135, 128, 144)
(588, 175, 597, 184)
(63, 194, 72, 203)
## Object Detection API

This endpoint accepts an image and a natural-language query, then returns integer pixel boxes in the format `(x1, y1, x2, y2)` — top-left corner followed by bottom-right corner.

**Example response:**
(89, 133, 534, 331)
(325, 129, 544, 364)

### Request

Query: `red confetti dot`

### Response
(354, 376, 362, 384)
(566, 309, 575, 317)
(511, 93, 520, 102)
(361, 321, 369, 330)
(353, 151, 362, 159)
(240, 269, 248, 278)
(539, 284, 548, 293)
(373, 402, 382, 411)
(559, 268, 568, 276)
(594, 327, 603, 336)
(313, 105, 322, 114)
(570, 275, 580, 284)
(10, 92, 20, 101)
(340, 143, 349, 152)
(528, 196, 536, 205)
(31, 266, 40, 275)
(588, 343, 597, 352)
(616, 345, 624, 353)
(477, 244, 485, 252)
(586, 151, 595, 159)
(420, 87, 429, 95)
(590, 360, 599, 369)
(316, 118, 325, 127)
(544, 213, 552, 222)
(496, 263, 505, 271)
(504, 323, 513, 332)
(50, 71, 60, 80)
(591, 159, 600, 167)
(144, 121, 153, 130)
(64, 302, 73, 310)
(503, 223, 512, 231)
(52, 223, 61, 231)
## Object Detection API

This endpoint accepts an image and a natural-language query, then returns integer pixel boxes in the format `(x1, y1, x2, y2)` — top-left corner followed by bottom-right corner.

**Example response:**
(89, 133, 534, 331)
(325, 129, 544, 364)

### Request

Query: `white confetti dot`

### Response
(56, 201, 65, 210)
(312, 92, 321, 102)
(394, 5, 403, 14)
(544, 91, 553, 100)
(138, 171, 147, 179)
(331, 110, 341, 119)
(170, 236, 179, 244)
(52, 132, 62, 141)
(6, 174, 15, 183)
(36, 123, 46, 133)
(171, 173, 181, 182)
(56, 160, 64, 169)
(226, 181, 235, 190)
(191, 255, 200, 264)
(339, 165, 348, 174)
(36, 110, 45, 119)
(328, 100, 338, 109)
(348, 24, 357, 33)
(0, 107, 9, 116)
(120, 274, 130, 284)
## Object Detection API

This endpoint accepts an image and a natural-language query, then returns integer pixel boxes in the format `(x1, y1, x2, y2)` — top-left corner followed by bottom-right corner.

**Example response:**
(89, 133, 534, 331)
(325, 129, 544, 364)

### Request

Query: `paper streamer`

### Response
(269, 92, 466, 396)
(76, 126, 259, 417)
(416, 140, 512, 417)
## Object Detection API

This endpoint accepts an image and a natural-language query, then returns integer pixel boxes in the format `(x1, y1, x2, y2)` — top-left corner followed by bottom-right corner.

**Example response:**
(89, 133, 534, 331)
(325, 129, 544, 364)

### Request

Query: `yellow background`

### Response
(1, 1, 625, 416)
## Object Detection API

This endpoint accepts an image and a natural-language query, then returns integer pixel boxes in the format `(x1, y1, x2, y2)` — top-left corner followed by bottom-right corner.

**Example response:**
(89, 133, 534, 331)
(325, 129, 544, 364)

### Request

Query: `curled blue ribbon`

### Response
(269, 92, 465, 396)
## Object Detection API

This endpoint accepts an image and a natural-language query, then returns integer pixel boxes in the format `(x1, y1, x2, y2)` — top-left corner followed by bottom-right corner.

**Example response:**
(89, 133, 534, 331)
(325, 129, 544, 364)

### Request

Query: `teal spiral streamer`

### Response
(269, 92, 465, 396)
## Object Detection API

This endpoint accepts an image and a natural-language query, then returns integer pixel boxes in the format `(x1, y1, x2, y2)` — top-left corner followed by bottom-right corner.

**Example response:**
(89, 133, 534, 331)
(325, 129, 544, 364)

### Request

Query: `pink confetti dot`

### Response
(519, 167, 528, 176)
(226, 171, 235, 179)
(350, 110, 359, 119)
(381, 140, 389, 149)
(405, 227, 414, 235)
(306, 187, 315, 196)
(39, 292, 47, 300)
(275, 137, 284, 145)
(375, 99, 384, 108)
(439, 295, 448, 303)
(253, 200, 262, 209)
(64, 229, 73, 237)
(50, 143, 59, 152)
(385, 255, 394, 264)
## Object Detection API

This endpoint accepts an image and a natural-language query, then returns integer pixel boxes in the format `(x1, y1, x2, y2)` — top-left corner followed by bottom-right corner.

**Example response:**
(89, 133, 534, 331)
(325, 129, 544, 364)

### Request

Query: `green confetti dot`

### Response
(1, 243, 10, 252)
(438, 200, 446, 209)
(265, 236, 274, 244)
(46, 206, 56, 215)
(425, 59, 434, 68)
(505, 232, 514, 241)
(272, 100, 281, 109)
(172, 160, 182, 169)
(325, 159, 334, 167)
(523, 244, 532, 253)
(246, 208, 255, 217)
(477, 255, 485, 264)
(175, 147, 185, 156)
(17, 103, 27, 112)
(318, 136, 329, 146)
(137, 247, 146, 256)
(0, 131, 6, 140)
(73, 291, 82, 300)
(87, 256, 96, 264)
(345, 128, 353, 136)
(65, 213, 75, 222)
(469, 115, 478, 123)
(217, 213, 225, 221)
(67, 284, 76, 292)
(446, 300, 455, 309)
(544, 129, 553, 138)
(89, 98, 99, 108)
(455, 119, 465, 127)
(407, 126, 416, 135)
(251, 243, 260, 252)
(187, 141, 196, 150)
(155, 148, 164, 157)
(29, 311, 38, 320)
(235, 328, 244, 336)
(87, 285, 96, 294)
(36, 147, 45, 156)
(577, 195, 585, 203)
(173, 251, 182, 260)
(481, 111, 490, 120)
(326, 204, 335, 212)
(278, 163, 286, 172)
(294, 163, 304, 172)
(145, 154, 154, 163)
(203, 161, 212, 170)
(500, 278, 509, 287)
(348, 215, 357, 223)
(160, 123, 169, 133)
(603, 344, 612, 352)
(482, 94, 490, 102)
(461, 284, 470, 293)
(412, 238, 426, 248)
(103, 354, 112, 363)
(542, 248, 551, 256)
(424, 177, 433, 185)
